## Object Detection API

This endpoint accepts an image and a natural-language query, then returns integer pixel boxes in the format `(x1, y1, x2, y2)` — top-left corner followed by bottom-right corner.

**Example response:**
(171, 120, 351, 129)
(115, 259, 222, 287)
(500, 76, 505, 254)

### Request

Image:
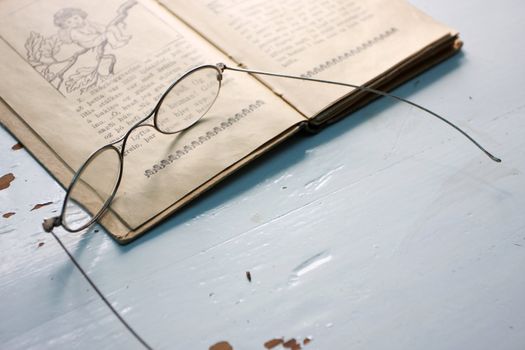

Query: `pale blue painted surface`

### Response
(1, 0, 525, 349)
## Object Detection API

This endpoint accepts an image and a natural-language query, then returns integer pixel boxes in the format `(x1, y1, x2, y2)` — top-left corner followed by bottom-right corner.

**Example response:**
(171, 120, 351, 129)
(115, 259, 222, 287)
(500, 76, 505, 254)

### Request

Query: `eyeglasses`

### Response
(42, 62, 501, 233)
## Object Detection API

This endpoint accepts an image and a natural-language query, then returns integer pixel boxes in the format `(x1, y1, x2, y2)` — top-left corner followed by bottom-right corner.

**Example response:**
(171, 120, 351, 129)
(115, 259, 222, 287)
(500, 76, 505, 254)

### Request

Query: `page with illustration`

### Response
(0, 0, 304, 234)
(161, 0, 458, 119)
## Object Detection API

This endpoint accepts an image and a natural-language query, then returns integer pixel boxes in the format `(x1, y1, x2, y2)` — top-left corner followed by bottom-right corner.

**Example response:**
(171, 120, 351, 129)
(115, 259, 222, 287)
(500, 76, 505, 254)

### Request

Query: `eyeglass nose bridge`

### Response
(117, 122, 157, 154)
(108, 104, 157, 146)
(140, 112, 156, 127)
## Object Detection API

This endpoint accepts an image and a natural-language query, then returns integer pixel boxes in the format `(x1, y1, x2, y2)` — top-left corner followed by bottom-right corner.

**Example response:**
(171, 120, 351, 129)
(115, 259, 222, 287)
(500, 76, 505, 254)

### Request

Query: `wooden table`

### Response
(1, 1, 524, 349)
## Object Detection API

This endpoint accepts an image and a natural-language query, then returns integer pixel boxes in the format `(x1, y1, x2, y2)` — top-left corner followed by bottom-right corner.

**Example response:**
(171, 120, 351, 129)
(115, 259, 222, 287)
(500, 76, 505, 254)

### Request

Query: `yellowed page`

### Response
(0, 0, 304, 230)
(160, 0, 458, 117)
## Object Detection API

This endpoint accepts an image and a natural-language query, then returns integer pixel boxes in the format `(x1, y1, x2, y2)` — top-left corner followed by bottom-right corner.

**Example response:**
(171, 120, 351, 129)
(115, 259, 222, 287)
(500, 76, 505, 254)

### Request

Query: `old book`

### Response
(0, 0, 460, 243)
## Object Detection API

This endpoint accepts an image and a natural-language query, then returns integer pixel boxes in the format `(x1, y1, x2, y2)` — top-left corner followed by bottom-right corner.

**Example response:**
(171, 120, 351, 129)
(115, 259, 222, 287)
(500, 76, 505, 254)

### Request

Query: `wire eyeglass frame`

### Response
(42, 62, 501, 233)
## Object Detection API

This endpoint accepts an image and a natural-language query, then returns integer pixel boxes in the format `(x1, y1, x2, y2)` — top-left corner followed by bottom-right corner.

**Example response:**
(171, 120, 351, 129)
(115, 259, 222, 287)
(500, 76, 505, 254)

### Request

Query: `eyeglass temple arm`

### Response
(222, 64, 501, 163)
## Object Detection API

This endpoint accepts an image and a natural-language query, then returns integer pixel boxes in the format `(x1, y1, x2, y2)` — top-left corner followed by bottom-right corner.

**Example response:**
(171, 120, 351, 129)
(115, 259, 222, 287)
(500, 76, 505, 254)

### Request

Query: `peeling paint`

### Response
(2, 212, 15, 219)
(0, 173, 15, 191)
(283, 338, 301, 350)
(264, 337, 312, 350)
(209, 341, 233, 350)
(264, 338, 284, 349)
(30, 201, 53, 211)
(11, 142, 23, 150)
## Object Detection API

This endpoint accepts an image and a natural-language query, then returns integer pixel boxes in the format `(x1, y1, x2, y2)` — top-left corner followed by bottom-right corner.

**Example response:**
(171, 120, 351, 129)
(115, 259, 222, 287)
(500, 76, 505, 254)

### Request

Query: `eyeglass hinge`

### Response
(42, 216, 61, 232)
(216, 62, 226, 73)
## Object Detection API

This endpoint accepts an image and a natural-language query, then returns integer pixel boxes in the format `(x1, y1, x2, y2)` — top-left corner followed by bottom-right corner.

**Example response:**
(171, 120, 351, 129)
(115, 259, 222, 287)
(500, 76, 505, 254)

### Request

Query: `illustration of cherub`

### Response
(24, 0, 137, 94)
(54, 8, 131, 50)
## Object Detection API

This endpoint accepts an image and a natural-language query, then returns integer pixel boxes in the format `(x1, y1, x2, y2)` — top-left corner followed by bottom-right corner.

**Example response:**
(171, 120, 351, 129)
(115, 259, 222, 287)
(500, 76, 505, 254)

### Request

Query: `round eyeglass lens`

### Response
(156, 66, 220, 134)
(62, 146, 121, 231)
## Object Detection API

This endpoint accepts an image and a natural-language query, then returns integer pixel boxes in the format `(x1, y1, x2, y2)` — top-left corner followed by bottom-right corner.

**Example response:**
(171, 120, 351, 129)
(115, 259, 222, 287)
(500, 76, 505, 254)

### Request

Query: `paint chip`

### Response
(283, 338, 301, 350)
(209, 341, 233, 350)
(11, 142, 23, 150)
(0, 173, 15, 191)
(246, 271, 252, 282)
(2, 212, 15, 219)
(265, 337, 311, 349)
(38, 242, 45, 248)
(31, 201, 53, 211)
(264, 338, 284, 349)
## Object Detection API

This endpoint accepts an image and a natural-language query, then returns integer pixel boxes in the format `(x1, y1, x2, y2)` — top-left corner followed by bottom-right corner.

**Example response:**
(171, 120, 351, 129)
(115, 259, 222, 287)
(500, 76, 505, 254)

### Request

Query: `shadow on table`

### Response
(121, 51, 464, 251)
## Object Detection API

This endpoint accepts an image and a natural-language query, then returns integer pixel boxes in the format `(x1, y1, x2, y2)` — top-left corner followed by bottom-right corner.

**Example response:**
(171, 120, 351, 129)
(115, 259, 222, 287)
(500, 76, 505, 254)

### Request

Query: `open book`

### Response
(0, 0, 461, 243)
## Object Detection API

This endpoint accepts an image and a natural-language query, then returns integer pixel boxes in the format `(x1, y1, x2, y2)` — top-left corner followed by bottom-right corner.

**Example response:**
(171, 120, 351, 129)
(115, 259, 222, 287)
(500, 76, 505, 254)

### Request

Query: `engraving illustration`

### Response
(24, 0, 137, 94)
